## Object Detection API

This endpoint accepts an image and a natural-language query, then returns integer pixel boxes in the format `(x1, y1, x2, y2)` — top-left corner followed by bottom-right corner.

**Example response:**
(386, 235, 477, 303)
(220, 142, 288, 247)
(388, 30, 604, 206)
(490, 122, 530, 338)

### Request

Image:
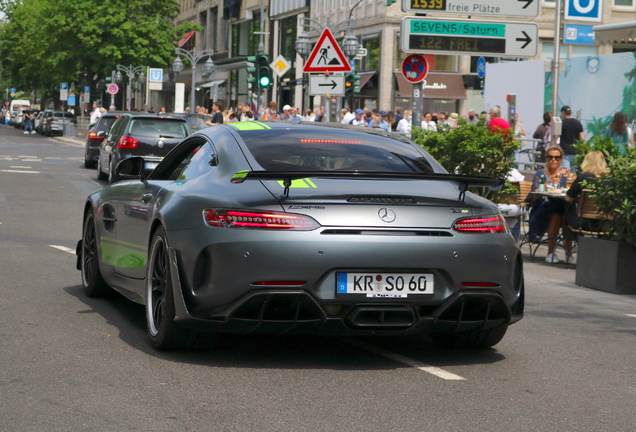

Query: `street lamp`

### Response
(342, 33, 360, 60)
(172, 48, 215, 112)
(116, 64, 145, 110)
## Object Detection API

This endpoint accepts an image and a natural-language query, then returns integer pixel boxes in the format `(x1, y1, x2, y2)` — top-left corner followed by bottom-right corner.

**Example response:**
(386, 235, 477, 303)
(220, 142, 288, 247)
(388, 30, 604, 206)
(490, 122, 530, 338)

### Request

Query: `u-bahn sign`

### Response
(401, 0, 539, 18)
(400, 16, 538, 57)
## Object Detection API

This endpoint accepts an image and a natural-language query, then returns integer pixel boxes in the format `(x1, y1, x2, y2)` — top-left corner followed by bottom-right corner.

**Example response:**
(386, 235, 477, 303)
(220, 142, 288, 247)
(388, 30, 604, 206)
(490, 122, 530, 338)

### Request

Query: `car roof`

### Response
(121, 113, 187, 122)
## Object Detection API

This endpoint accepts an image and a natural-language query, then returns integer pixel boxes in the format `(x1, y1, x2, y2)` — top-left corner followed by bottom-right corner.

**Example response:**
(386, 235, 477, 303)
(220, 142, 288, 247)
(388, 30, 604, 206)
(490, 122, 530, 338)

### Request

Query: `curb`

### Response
(53, 136, 85, 147)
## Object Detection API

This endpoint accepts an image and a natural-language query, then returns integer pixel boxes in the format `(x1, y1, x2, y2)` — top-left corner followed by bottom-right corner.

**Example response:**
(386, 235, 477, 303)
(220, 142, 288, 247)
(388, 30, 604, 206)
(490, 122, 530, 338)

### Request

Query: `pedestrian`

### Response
(228, 112, 238, 122)
(349, 108, 366, 126)
(205, 101, 224, 126)
(237, 102, 247, 121)
(447, 112, 459, 128)
(602, 112, 634, 155)
(514, 113, 526, 138)
(23, 109, 35, 134)
(559, 105, 584, 170)
(89, 102, 102, 125)
(160, 107, 166, 113)
(393, 106, 403, 128)
(367, 110, 390, 132)
(385, 111, 396, 131)
(487, 106, 511, 134)
(468, 109, 479, 124)
(245, 110, 255, 121)
(421, 112, 437, 131)
(437, 112, 448, 127)
(109, 105, 116, 111)
(364, 111, 373, 126)
(396, 109, 412, 135)
(262, 101, 278, 120)
(341, 107, 354, 124)
(532, 112, 552, 162)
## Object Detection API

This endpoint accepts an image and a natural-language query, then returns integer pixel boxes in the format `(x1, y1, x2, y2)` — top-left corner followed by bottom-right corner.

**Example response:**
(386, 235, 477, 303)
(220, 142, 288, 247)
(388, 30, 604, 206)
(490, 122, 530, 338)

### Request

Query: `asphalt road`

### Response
(1, 124, 635, 431)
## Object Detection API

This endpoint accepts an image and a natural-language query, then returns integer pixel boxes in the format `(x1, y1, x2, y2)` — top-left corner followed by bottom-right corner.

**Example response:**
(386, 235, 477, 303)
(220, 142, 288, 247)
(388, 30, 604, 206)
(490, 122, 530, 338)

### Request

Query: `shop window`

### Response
(614, 0, 634, 6)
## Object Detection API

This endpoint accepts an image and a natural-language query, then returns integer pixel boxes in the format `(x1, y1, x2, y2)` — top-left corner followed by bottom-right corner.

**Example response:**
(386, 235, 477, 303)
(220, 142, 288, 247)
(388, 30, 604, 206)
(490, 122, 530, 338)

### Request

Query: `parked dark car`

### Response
(96, 113, 190, 183)
(42, 110, 74, 136)
(161, 112, 214, 132)
(84, 112, 126, 168)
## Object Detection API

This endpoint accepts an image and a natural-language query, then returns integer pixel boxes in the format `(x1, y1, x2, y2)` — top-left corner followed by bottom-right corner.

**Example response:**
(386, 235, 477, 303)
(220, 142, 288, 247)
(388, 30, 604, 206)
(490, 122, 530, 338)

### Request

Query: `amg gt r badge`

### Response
(451, 208, 469, 214)
(378, 208, 396, 223)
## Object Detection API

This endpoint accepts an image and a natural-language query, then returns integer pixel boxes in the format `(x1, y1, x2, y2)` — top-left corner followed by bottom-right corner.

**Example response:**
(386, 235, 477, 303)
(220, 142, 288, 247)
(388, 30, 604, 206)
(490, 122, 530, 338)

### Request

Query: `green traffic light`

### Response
(259, 76, 270, 87)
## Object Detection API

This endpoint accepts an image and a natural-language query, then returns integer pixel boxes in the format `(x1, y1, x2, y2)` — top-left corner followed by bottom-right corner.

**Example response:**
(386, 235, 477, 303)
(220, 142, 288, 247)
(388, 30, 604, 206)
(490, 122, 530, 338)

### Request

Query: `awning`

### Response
(357, 71, 375, 90)
(178, 31, 195, 47)
(394, 72, 467, 99)
(200, 80, 225, 88)
(593, 21, 636, 45)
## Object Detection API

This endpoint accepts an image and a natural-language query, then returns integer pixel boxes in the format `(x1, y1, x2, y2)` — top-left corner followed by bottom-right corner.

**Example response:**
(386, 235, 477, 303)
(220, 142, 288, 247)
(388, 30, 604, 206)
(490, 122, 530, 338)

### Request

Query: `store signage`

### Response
(401, 0, 539, 18)
(564, 24, 595, 44)
(400, 16, 538, 57)
(565, 0, 602, 22)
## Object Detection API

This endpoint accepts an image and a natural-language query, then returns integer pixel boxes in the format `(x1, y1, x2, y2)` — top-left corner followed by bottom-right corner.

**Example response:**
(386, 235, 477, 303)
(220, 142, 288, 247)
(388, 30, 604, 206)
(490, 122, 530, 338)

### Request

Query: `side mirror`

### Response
(115, 156, 144, 179)
(96, 130, 106, 138)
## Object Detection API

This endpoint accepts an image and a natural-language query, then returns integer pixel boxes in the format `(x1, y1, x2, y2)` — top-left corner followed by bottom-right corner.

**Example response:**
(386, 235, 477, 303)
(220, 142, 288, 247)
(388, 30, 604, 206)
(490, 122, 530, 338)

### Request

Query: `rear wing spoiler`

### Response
(231, 170, 504, 201)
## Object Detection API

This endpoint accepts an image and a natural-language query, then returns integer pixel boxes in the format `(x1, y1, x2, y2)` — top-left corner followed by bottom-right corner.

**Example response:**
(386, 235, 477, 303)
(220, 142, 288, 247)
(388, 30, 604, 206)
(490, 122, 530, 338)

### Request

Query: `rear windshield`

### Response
(238, 128, 437, 173)
(129, 119, 189, 139)
(96, 116, 119, 133)
(53, 112, 74, 118)
(188, 116, 211, 131)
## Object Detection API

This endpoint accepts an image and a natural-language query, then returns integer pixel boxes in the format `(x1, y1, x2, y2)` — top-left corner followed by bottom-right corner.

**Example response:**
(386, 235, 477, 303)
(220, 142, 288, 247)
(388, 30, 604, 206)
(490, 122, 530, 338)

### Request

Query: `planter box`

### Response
(576, 237, 636, 294)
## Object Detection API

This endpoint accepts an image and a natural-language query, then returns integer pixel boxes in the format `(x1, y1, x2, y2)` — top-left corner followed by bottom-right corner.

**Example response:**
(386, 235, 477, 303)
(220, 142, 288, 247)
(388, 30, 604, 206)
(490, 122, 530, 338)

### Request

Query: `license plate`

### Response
(337, 273, 434, 298)
(145, 162, 158, 170)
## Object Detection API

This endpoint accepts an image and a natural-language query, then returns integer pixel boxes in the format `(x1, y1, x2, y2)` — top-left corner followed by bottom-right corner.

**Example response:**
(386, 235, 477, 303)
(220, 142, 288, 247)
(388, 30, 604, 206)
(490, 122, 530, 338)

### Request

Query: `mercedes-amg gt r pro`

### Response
(77, 122, 524, 350)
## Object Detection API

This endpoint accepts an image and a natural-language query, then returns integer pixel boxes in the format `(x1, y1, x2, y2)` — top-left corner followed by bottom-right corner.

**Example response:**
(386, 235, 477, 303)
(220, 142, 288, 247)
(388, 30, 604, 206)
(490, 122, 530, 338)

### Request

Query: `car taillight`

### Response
(88, 132, 103, 140)
(203, 209, 320, 230)
(117, 136, 139, 149)
(453, 215, 505, 233)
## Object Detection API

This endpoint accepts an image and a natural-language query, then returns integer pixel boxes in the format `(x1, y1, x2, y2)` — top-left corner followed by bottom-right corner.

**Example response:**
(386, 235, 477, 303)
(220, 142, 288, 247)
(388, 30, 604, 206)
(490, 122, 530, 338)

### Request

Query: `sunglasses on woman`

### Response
(547, 155, 562, 160)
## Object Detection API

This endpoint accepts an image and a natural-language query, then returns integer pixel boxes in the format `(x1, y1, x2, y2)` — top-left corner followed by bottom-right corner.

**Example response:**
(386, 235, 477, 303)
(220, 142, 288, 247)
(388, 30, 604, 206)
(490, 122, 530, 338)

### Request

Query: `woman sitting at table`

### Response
(527, 145, 572, 263)
(564, 151, 608, 231)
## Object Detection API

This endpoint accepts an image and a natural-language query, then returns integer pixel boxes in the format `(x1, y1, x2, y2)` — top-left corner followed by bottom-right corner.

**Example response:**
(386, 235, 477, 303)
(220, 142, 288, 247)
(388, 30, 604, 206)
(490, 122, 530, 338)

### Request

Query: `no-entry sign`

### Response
(401, 54, 429, 83)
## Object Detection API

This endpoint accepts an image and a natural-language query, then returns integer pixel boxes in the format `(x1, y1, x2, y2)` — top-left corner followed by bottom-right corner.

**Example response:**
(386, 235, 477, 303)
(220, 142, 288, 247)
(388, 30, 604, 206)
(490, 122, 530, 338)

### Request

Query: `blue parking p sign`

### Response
(565, 0, 602, 22)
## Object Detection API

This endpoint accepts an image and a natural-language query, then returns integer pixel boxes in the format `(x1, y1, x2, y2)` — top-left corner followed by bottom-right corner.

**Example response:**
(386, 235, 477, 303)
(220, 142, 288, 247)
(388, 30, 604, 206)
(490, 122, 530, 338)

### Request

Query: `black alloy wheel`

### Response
(146, 227, 199, 350)
(81, 210, 110, 297)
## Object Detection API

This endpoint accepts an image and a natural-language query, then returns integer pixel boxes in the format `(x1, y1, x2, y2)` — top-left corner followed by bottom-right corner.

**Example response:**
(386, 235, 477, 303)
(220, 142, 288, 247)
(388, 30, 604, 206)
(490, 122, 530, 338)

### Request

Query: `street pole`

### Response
(551, 0, 562, 146)
(110, 71, 116, 109)
(412, 81, 423, 130)
(172, 48, 215, 112)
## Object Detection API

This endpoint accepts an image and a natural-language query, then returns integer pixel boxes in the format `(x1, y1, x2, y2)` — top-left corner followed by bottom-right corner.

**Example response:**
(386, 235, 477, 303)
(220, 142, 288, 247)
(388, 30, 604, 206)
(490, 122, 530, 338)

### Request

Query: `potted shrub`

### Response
(411, 119, 520, 202)
(575, 151, 636, 294)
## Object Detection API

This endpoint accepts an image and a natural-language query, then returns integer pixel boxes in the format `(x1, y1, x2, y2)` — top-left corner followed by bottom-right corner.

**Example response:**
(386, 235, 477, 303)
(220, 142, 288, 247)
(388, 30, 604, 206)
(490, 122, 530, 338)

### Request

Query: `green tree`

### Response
(0, 0, 199, 103)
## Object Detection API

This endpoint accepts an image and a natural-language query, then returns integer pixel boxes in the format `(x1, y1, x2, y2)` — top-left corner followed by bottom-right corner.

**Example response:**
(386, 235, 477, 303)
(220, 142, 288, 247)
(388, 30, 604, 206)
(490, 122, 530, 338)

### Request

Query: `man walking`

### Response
(23, 109, 35, 134)
(559, 105, 584, 170)
(487, 106, 511, 134)
(89, 102, 102, 125)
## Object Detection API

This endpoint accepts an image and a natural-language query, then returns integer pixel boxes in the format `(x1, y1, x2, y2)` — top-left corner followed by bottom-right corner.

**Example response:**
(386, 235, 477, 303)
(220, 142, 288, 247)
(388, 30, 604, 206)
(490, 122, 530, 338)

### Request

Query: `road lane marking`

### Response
(626, 314, 636, 318)
(345, 339, 466, 381)
(10, 166, 32, 169)
(0, 169, 41, 173)
(50, 245, 76, 254)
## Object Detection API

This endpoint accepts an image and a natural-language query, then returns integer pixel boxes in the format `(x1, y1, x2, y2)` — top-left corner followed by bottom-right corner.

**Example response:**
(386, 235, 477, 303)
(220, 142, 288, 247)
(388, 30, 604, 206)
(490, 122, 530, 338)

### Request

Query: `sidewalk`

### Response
(53, 126, 87, 147)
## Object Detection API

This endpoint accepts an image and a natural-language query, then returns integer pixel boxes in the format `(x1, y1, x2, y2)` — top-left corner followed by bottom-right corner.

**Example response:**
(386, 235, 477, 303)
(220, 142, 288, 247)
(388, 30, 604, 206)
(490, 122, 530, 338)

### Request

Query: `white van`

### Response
(10, 99, 31, 114)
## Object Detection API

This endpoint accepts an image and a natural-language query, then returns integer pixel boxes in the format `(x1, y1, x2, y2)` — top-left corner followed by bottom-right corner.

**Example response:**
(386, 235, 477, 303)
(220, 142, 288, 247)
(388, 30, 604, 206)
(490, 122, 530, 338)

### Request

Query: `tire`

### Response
(146, 227, 200, 350)
(430, 325, 509, 349)
(81, 210, 111, 298)
(96, 157, 107, 181)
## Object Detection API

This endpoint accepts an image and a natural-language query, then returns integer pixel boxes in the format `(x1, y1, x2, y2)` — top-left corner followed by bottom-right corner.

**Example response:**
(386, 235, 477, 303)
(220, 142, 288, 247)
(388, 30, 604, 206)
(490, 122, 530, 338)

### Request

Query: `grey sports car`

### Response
(77, 121, 524, 350)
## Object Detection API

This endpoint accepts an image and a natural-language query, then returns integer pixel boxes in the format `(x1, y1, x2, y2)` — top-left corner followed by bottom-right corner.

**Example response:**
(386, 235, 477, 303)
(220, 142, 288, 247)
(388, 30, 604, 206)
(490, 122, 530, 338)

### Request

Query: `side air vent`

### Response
(347, 197, 417, 204)
(321, 229, 453, 237)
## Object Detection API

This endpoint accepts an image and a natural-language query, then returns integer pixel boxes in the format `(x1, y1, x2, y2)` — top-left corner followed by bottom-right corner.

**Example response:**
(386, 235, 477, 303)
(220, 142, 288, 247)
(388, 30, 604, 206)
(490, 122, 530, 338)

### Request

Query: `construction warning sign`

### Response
(303, 28, 352, 73)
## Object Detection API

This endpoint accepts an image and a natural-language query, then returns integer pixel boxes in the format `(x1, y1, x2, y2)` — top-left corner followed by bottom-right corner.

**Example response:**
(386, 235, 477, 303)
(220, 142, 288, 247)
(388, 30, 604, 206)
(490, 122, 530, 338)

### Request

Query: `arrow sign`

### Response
(401, 0, 539, 18)
(270, 55, 291, 77)
(401, 16, 538, 58)
(309, 75, 345, 95)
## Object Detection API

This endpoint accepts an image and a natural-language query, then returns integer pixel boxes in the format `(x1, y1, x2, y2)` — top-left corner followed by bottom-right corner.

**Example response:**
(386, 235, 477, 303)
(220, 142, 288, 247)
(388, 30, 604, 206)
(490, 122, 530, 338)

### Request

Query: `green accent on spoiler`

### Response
(100, 237, 147, 268)
(228, 121, 271, 131)
(231, 170, 250, 183)
(276, 178, 318, 189)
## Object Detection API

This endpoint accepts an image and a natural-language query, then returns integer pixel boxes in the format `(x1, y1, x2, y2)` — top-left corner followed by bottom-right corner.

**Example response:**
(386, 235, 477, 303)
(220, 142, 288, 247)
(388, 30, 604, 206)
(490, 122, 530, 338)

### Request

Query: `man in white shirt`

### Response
(349, 109, 366, 126)
(340, 107, 355, 124)
(421, 112, 437, 131)
(89, 103, 102, 125)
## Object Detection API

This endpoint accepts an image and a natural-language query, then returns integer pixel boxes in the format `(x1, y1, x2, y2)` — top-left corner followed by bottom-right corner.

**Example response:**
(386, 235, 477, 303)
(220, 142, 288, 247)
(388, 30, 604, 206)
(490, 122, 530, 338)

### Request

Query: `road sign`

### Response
(270, 55, 291, 78)
(60, 82, 68, 90)
(477, 56, 486, 78)
(565, 0, 602, 22)
(10, 93, 15, 98)
(309, 75, 345, 95)
(60, 90, 68, 101)
(303, 28, 352, 73)
(401, 54, 429, 83)
(401, 0, 539, 18)
(107, 83, 119, 95)
(10, 88, 16, 93)
(564, 24, 595, 44)
(68, 95, 76, 105)
(400, 16, 538, 57)
(149, 68, 163, 82)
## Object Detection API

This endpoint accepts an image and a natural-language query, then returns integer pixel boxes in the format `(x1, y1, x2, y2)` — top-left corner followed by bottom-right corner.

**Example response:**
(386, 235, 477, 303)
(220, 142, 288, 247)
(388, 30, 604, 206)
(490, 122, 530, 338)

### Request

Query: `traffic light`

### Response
(246, 53, 271, 89)
(344, 72, 361, 97)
